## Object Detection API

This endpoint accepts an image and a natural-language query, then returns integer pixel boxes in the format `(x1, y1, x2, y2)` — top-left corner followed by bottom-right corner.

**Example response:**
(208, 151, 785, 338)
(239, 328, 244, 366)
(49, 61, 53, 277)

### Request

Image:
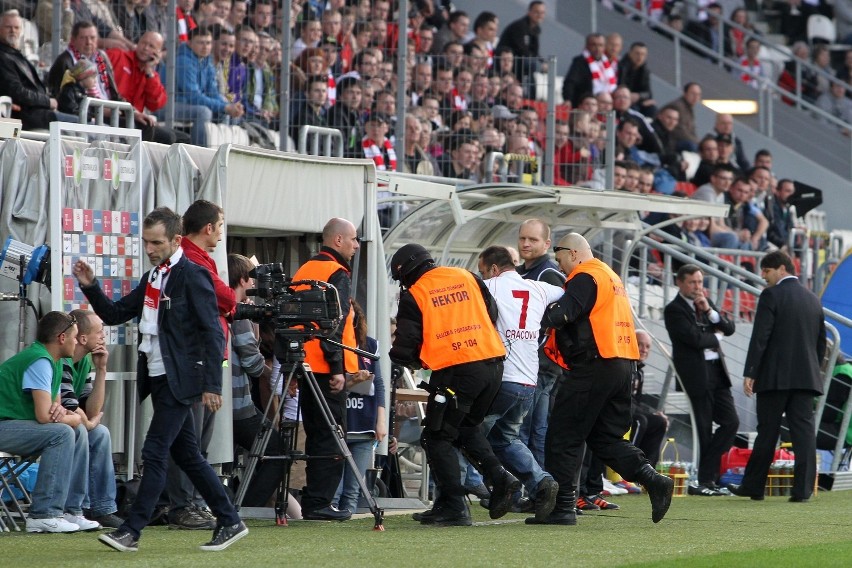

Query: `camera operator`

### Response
(290, 217, 361, 521)
(389, 243, 520, 527)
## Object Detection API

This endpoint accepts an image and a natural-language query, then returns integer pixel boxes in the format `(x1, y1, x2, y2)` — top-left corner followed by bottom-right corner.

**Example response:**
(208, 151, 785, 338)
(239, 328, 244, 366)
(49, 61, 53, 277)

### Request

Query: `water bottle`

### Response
(424, 391, 447, 431)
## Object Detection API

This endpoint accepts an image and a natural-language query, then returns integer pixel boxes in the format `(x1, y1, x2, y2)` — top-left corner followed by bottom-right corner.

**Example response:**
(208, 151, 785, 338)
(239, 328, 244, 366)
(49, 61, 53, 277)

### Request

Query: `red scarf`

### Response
(68, 46, 112, 99)
(177, 7, 197, 42)
(327, 73, 336, 106)
(739, 56, 762, 88)
(450, 87, 468, 111)
(362, 137, 397, 170)
(584, 50, 616, 96)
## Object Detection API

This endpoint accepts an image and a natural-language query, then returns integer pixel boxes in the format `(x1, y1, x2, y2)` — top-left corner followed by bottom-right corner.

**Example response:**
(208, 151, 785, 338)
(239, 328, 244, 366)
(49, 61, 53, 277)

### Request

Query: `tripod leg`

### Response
(299, 363, 384, 530)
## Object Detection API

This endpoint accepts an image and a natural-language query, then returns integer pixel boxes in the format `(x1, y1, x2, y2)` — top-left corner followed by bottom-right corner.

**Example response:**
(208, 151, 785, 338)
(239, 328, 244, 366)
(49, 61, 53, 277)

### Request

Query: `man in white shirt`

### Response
(478, 245, 564, 522)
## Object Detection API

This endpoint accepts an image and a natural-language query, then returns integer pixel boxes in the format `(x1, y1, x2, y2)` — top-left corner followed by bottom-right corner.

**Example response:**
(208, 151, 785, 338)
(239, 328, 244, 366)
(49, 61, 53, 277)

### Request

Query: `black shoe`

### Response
(91, 513, 125, 529)
(429, 505, 472, 527)
(488, 467, 522, 520)
(727, 484, 765, 501)
(687, 483, 724, 497)
(788, 496, 810, 503)
(533, 477, 559, 521)
(302, 505, 352, 521)
(99, 529, 139, 552)
(412, 508, 435, 522)
(511, 497, 536, 514)
(199, 521, 249, 551)
(463, 482, 491, 501)
(169, 507, 217, 530)
(478, 498, 490, 510)
(637, 465, 674, 523)
(526, 490, 577, 525)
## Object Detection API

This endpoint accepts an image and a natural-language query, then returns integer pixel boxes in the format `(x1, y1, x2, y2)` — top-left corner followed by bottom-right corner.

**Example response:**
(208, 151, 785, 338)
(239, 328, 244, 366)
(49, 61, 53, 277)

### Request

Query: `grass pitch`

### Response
(5, 490, 852, 567)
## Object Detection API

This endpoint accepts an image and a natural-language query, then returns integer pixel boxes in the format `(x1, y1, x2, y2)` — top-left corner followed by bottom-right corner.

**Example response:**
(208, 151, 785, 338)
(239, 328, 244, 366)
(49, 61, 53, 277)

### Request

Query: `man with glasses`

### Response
(529, 234, 674, 525)
(290, 218, 362, 521)
(0, 311, 99, 533)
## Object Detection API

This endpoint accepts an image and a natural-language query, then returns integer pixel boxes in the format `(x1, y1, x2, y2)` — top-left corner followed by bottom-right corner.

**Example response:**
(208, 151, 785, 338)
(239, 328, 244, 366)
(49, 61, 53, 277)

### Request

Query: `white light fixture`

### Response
(702, 100, 759, 115)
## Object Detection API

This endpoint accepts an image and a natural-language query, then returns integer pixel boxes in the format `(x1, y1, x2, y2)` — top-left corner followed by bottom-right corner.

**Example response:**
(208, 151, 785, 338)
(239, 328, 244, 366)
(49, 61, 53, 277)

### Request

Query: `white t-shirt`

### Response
(485, 271, 564, 385)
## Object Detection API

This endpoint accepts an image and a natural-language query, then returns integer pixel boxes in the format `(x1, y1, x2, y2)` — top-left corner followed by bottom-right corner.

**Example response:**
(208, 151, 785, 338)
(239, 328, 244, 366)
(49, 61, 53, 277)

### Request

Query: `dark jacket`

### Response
(618, 55, 652, 104)
(664, 294, 736, 399)
(0, 42, 55, 130)
(327, 101, 363, 158)
(47, 49, 121, 100)
(562, 54, 595, 108)
(80, 254, 225, 405)
(57, 82, 88, 117)
(496, 15, 541, 81)
(743, 277, 826, 394)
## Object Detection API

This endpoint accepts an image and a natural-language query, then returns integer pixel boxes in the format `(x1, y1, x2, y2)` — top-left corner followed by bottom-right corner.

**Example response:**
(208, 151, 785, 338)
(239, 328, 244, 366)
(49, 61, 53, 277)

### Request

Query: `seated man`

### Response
(0, 9, 77, 130)
(161, 25, 243, 147)
(60, 309, 123, 528)
(0, 311, 97, 533)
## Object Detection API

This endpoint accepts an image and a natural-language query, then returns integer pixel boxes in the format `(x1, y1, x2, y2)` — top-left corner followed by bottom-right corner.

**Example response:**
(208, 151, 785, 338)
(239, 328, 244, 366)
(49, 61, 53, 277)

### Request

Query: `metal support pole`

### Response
(543, 56, 557, 186)
(279, 0, 293, 150)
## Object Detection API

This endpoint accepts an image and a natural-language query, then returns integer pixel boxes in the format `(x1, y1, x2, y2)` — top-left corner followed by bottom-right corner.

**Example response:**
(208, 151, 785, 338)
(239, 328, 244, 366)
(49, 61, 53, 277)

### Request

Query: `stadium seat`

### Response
(807, 14, 836, 45)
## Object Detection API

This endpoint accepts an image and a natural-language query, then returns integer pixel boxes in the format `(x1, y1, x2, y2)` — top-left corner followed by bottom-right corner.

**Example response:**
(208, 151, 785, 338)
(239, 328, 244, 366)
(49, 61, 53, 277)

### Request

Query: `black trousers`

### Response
(545, 357, 648, 495)
(632, 411, 668, 468)
(233, 410, 287, 507)
(741, 389, 817, 500)
(420, 358, 503, 499)
(688, 360, 739, 484)
(298, 371, 347, 513)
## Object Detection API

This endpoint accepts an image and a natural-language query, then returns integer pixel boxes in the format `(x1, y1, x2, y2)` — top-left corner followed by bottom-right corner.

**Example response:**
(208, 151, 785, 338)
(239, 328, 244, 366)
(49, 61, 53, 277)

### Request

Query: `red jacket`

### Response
(105, 48, 167, 113)
(181, 238, 236, 360)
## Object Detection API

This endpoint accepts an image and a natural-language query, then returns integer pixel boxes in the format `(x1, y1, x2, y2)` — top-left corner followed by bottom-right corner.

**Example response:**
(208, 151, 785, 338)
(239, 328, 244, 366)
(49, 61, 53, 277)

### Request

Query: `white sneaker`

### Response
(26, 516, 81, 533)
(64, 513, 101, 531)
(602, 478, 629, 496)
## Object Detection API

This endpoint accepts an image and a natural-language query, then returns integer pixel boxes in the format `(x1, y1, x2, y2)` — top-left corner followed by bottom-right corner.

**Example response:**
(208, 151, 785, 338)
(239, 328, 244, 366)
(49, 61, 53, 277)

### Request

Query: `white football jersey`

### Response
(485, 270, 564, 385)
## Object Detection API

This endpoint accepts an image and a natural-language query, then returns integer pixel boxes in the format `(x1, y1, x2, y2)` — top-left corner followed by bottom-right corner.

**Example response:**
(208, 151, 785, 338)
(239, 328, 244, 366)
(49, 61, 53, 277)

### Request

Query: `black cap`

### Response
(715, 133, 733, 144)
(390, 244, 433, 282)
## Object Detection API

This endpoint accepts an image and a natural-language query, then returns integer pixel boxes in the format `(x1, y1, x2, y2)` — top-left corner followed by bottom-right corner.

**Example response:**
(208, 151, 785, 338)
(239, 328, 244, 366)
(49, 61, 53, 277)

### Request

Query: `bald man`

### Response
(527, 233, 673, 526)
(290, 218, 361, 521)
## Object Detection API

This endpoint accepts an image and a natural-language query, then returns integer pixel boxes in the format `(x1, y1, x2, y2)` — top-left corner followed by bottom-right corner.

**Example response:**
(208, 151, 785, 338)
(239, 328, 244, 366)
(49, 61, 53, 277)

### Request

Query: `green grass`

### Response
(5, 491, 852, 567)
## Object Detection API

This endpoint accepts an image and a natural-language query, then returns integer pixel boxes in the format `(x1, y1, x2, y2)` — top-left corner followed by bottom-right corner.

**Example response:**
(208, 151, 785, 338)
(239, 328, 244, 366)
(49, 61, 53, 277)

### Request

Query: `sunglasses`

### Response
(553, 246, 575, 254)
(59, 315, 78, 337)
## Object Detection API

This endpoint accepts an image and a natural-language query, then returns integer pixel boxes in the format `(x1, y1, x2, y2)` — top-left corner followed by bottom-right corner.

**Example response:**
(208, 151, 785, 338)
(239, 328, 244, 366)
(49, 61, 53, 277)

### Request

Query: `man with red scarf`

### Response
(562, 33, 617, 108)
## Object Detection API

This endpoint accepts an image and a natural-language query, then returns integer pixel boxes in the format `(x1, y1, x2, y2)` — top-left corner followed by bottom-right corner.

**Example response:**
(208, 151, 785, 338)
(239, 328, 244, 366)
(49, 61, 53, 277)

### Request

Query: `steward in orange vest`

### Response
(389, 243, 520, 526)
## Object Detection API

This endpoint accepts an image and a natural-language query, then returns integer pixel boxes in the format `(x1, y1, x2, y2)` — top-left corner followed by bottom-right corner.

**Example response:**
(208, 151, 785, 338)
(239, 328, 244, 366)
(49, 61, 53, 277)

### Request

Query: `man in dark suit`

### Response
(664, 264, 739, 496)
(730, 252, 826, 502)
(562, 33, 616, 108)
(0, 9, 77, 130)
(72, 207, 247, 553)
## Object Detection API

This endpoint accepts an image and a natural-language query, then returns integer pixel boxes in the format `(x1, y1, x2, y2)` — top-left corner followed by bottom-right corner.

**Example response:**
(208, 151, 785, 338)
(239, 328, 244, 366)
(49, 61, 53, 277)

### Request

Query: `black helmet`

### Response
(390, 244, 433, 282)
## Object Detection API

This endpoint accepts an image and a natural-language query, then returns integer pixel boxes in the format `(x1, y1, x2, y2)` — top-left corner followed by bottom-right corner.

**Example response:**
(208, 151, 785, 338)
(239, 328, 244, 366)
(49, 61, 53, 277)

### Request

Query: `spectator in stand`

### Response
(816, 80, 852, 134)
(401, 113, 435, 175)
(442, 40, 464, 71)
(431, 58, 455, 122)
(249, 0, 275, 37)
(715, 134, 742, 178)
(631, 330, 669, 468)
(685, 2, 724, 59)
(563, 33, 616, 108)
(290, 74, 328, 146)
(618, 42, 657, 118)
(692, 163, 741, 248)
(440, 131, 478, 181)
(35, 0, 75, 45)
(245, 31, 278, 128)
(328, 76, 362, 158)
(613, 86, 660, 156)
(167, 26, 244, 147)
(778, 42, 819, 104)
(337, 49, 377, 83)
(467, 11, 498, 70)
(691, 135, 719, 186)
(450, 66, 473, 112)
(837, 49, 852, 82)
(665, 82, 702, 151)
(749, 165, 773, 209)
(225, 0, 246, 32)
(727, 8, 757, 60)
(713, 113, 750, 171)
(432, 10, 468, 56)
(211, 25, 241, 107)
(58, 59, 101, 118)
(48, 21, 117, 100)
(637, 167, 655, 194)
(410, 58, 432, 107)
(727, 176, 769, 251)
(605, 33, 624, 77)
(812, 45, 835, 99)
(612, 160, 628, 191)
(753, 148, 773, 172)
(321, 8, 342, 48)
(107, 31, 189, 144)
(737, 38, 766, 89)
(70, 0, 134, 51)
(292, 18, 322, 61)
(175, 0, 198, 42)
(496, 1, 545, 98)
(765, 178, 796, 251)
(145, 0, 171, 40)
(651, 106, 687, 180)
(117, 0, 157, 44)
(0, 10, 79, 130)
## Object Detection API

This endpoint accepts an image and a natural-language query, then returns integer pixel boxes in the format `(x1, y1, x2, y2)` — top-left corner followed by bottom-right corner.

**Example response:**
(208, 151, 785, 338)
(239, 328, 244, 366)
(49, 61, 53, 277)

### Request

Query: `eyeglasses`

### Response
(553, 246, 575, 254)
(59, 315, 77, 337)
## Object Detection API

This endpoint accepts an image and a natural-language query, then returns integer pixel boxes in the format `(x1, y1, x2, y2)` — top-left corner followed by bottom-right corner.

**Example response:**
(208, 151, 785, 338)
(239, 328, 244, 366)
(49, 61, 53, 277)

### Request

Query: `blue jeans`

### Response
(85, 425, 117, 516)
(64, 424, 90, 515)
(482, 382, 549, 494)
(520, 358, 562, 468)
(122, 375, 240, 539)
(155, 103, 214, 147)
(0, 420, 82, 518)
(333, 438, 373, 513)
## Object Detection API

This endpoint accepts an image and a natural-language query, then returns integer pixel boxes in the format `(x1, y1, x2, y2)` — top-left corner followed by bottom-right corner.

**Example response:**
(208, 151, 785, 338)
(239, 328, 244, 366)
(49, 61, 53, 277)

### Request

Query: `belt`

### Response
(705, 358, 722, 365)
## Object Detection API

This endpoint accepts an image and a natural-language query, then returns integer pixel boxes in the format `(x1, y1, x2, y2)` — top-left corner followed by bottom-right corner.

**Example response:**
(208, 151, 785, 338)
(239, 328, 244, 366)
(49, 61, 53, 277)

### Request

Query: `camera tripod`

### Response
(235, 334, 385, 531)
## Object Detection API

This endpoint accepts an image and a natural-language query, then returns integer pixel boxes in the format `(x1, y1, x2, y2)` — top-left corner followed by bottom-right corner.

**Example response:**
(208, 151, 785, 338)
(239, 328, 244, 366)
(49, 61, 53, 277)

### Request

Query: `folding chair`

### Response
(0, 452, 34, 532)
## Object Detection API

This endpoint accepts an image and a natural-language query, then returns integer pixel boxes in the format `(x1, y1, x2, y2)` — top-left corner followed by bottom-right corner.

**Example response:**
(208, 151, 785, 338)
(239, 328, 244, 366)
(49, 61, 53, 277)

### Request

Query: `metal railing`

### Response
(297, 126, 343, 157)
(78, 98, 135, 129)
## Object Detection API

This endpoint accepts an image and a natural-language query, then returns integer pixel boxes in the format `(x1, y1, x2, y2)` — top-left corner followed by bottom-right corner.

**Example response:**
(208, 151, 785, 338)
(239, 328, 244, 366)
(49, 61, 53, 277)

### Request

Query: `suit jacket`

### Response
(664, 294, 736, 398)
(743, 277, 826, 394)
(562, 54, 594, 108)
(81, 254, 225, 405)
(0, 42, 54, 130)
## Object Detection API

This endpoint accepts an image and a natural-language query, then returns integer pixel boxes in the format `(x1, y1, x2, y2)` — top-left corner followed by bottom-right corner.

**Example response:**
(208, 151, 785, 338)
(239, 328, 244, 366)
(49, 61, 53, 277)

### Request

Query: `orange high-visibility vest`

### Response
(292, 253, 359, 374)
(543, 258, 639, 366)
(408, 267, 506, 371)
